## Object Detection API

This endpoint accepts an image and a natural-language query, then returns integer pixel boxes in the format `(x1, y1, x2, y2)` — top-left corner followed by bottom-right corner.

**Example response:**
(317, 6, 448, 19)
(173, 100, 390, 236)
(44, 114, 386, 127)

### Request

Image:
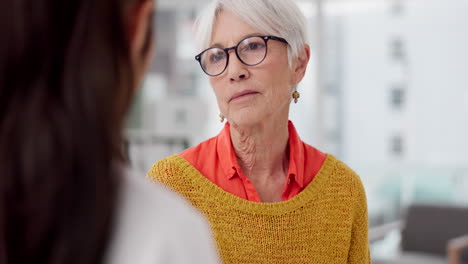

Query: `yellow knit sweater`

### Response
(148, 154, 370, 264)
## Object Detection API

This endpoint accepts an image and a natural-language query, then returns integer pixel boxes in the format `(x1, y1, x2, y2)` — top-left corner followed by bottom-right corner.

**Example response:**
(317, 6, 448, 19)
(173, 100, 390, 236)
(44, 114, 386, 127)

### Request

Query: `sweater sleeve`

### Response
(347, 176, 371, 263)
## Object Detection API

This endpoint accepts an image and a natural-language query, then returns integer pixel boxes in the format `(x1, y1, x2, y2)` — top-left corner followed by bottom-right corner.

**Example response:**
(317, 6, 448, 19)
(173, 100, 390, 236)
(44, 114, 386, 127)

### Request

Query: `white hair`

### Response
(194, 0, 309, 67)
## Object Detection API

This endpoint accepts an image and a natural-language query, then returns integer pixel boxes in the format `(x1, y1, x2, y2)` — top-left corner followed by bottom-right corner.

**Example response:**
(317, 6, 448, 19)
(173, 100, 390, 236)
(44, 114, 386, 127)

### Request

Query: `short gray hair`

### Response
(194, 0, 309, 67)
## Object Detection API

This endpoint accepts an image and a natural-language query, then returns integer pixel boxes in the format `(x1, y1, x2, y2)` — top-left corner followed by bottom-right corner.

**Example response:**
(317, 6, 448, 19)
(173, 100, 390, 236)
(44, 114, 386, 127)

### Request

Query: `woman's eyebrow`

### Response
(209, 32, 263, 48)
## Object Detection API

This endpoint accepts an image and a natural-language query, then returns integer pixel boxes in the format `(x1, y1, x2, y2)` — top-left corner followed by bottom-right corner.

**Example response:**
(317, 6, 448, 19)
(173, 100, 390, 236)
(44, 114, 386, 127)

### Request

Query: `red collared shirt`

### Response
(180, 121, 327, 202)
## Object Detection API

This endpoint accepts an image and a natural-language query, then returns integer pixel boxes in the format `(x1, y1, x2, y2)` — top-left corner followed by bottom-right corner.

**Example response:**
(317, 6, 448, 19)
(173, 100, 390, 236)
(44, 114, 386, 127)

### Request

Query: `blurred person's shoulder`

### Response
(105, 170, 219, 264)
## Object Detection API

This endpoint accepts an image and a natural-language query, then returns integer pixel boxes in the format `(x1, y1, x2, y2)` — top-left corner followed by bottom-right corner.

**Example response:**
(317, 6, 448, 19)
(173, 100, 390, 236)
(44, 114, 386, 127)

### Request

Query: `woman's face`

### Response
(209, 10, 301, 127)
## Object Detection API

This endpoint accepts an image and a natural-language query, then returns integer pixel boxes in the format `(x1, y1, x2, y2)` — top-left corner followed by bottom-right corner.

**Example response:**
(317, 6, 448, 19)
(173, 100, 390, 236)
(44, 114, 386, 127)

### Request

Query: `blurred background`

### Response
(125, 0, 468, 261)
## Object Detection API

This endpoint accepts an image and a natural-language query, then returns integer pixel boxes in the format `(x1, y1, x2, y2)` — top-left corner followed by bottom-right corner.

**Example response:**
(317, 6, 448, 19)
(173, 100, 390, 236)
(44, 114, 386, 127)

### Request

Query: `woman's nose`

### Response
(227, 52, 249, 82)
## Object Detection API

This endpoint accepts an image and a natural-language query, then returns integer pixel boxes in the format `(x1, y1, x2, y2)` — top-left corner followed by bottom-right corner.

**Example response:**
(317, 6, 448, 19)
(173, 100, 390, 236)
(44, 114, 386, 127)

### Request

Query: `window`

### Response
(390, 85, 405, 110)
(391, 135, 404, 156)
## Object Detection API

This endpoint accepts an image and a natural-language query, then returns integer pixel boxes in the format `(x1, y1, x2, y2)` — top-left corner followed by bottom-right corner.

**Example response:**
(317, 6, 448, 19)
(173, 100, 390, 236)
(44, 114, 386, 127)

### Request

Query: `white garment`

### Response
(105, 171, 220, 264)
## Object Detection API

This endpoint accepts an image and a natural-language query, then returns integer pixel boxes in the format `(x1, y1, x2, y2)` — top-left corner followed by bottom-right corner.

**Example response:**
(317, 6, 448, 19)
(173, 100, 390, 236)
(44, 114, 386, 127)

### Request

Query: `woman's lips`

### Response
(229, 90, 259, 102)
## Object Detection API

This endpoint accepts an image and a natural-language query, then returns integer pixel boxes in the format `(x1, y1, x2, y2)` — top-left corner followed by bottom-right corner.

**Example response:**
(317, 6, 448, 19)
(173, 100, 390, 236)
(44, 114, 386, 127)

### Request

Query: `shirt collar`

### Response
(216, 121, 306, 187)
(287, 120, 305, 188)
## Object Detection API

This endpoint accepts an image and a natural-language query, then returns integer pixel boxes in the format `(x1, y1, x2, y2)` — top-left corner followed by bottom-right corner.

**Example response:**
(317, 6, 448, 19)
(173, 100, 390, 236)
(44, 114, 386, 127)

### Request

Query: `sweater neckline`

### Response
(168, 154, 337, 215)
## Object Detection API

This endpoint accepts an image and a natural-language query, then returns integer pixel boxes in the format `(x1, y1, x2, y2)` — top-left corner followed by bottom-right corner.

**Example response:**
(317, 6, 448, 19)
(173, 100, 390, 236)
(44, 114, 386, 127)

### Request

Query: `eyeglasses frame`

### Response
(194, 35, 289, 76)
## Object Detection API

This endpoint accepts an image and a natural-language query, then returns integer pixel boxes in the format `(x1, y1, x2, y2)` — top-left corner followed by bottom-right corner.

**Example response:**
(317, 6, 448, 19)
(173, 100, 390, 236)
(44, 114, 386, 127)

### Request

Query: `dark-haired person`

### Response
(0, 0, 219, 263)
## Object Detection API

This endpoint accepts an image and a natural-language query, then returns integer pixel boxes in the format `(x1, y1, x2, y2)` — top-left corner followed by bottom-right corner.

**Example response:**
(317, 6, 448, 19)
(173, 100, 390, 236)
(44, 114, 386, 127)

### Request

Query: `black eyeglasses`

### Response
(195, 35, 288, 76)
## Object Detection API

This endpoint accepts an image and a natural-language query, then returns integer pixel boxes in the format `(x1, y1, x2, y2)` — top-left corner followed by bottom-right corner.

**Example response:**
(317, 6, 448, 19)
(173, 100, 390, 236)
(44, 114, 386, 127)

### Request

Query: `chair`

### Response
(370, 204, 468, 264)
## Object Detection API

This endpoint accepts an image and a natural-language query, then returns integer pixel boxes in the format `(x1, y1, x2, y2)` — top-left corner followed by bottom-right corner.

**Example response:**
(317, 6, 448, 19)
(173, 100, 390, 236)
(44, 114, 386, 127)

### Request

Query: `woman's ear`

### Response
(291, 44, 311, 85)
(128, 0, 155, 61)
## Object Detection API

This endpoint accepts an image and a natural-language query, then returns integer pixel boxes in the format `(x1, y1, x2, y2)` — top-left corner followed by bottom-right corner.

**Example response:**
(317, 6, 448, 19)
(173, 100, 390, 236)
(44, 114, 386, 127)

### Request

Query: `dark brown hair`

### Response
(0, 0, 150, 263)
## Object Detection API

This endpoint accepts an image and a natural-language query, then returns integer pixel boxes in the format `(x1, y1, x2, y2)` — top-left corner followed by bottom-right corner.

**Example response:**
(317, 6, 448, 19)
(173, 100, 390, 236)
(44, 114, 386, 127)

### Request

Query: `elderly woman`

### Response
(149, 0, 370, 263)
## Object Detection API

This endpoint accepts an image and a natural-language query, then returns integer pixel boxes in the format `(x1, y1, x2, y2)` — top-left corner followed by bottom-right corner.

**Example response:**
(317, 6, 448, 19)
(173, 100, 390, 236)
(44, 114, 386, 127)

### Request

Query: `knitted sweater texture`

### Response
(148, 154, 370, 264)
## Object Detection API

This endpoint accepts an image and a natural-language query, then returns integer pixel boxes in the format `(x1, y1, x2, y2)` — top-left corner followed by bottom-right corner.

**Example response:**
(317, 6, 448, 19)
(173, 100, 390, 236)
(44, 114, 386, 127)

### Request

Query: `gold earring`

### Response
(219, 114, 225, 122)
(292, 90, 300, 103)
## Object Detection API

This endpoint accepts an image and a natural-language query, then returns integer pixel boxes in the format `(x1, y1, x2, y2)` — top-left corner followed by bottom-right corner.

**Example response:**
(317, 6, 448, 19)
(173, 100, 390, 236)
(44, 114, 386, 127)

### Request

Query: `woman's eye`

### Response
(246, 42, 265, 51)
(210, 52, 225, 63)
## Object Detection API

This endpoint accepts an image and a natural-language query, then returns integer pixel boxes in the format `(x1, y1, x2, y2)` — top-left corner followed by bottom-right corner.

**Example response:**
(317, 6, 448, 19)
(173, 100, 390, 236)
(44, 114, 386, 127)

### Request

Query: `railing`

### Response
(124, 129, 190, 175)
(350, 163, 468, 227)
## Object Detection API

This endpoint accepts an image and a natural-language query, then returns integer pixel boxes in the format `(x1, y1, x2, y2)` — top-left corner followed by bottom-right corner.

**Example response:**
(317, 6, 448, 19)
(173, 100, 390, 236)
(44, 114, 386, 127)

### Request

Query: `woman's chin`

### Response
(228, 112, 263, 128)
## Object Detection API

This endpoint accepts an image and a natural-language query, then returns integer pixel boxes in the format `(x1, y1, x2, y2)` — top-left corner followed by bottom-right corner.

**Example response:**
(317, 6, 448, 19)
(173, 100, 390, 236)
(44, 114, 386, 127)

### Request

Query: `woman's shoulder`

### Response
(149, 154, 188, 172)
(147, 153, 208, 194)
(327, 156, 360, 179)
(106, 171, 220, 264)
(322, 155, 366, 197)
(147, 154, 188, 187)
(148, 136, 218, 181)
